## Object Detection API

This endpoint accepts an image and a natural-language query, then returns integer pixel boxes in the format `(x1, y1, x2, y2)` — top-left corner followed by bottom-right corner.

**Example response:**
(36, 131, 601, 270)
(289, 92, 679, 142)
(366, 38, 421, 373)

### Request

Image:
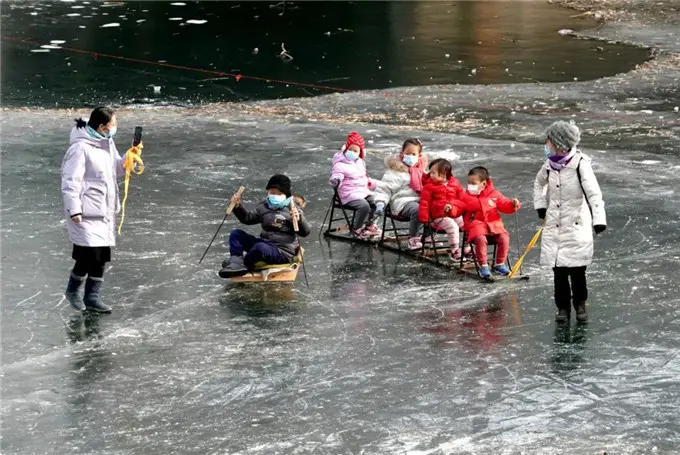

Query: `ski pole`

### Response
(290, 201, 310, 287)
(508, 219, 545, 278)
(198, 186, 245, 264)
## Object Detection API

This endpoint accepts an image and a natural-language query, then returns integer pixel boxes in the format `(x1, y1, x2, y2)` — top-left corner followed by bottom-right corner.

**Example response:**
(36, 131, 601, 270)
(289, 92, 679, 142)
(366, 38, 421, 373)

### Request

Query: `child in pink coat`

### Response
(329, 132, 381, 240)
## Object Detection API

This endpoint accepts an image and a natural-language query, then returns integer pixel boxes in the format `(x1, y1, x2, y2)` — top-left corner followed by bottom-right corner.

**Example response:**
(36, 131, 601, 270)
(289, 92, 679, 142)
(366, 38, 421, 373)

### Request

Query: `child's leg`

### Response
(433, 217, 459, 249)
(344, 198, 371, 230)
(454, 216, 464, 230)
(493, 232, 510, 265)
(472, 235, 489, 265)
(365, 195, 377, 223)
(569, 266, 588, 305)
(399, 201, 420, 237)
(244, 242, 290, 269)
(229, 229, 259, 256)
(553, 267, 572, 311)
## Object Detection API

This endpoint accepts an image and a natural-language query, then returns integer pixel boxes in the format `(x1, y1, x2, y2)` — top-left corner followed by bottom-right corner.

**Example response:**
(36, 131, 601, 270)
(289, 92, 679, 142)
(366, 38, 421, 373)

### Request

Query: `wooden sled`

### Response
(228, 249, 303, 284)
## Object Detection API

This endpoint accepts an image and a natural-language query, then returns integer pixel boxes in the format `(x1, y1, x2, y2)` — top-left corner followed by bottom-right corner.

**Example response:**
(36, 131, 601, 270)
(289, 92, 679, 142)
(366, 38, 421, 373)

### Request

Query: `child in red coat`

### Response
(454, 166, 521, 278)
(418, 159, 469, 260)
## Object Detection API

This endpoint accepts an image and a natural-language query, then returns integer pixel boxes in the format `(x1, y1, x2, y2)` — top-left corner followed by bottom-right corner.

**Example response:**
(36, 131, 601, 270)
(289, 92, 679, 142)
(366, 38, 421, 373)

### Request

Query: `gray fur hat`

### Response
(545, 121, 581, 151)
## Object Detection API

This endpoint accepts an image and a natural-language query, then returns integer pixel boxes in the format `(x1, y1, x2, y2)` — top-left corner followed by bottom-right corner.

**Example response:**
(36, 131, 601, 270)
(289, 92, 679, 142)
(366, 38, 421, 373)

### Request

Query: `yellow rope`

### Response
(508, 220, 546, 278)
(117, 143, 145, 235)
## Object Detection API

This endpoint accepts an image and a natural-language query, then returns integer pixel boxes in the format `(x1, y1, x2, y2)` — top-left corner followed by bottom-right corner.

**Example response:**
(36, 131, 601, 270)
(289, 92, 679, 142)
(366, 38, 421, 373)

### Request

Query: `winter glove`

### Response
(374, 202, 385, 216)
(537, 208, 546, 220)
(594, 225, 606, 235)
(329, 177, 341, 188)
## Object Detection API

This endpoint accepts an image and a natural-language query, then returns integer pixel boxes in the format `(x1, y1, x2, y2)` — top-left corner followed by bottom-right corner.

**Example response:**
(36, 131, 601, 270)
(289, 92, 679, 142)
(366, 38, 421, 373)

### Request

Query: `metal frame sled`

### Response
(228, 249, 304, 284)
(320, 190, 379, 244)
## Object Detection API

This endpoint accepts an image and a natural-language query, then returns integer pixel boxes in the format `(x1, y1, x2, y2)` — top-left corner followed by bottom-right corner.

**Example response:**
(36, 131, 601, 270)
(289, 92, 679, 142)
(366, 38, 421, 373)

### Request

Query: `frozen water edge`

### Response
(1, 106, 680, 454)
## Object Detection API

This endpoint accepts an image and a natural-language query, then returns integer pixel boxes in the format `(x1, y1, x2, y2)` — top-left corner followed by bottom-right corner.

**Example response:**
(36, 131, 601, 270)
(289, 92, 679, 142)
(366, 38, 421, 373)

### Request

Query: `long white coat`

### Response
(533, 151, 606, 267)
(61, 126, 127, 247)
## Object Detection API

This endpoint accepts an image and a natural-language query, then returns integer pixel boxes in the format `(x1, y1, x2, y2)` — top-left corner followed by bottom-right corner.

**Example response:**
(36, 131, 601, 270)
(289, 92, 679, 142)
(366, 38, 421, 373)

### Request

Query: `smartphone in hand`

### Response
(132, 126, 143, 146)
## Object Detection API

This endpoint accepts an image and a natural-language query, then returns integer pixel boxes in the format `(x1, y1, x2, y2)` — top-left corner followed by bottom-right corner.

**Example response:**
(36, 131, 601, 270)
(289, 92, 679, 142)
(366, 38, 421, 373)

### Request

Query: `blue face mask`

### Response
(544, 144, 553, 159)
(345, 151, 360, 161)
(267, 194, 290, 209)
(403, 155, 418, 167)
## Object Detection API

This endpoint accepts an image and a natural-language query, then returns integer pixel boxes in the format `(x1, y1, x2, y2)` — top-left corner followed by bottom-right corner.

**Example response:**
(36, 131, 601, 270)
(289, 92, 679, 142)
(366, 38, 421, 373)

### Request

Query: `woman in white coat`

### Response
(61, 107, 130, 313)
(533, 121, 607, 323)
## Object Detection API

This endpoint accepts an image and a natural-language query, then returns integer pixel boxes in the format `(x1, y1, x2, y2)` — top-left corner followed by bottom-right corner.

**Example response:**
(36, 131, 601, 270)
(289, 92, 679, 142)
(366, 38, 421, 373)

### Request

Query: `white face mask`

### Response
(467, 184, 480, 195)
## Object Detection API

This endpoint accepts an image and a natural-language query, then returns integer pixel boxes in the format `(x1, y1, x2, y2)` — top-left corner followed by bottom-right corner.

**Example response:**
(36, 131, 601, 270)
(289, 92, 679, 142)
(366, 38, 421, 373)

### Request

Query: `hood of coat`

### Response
(332, 150, 357, 166)
(69, 125, 112, 150)
(385, 153, 428, 173)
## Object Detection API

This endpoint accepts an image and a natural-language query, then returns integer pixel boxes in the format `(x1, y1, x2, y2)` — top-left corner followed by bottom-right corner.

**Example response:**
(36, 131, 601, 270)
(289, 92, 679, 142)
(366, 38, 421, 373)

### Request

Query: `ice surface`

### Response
(2, 108, 679, 454)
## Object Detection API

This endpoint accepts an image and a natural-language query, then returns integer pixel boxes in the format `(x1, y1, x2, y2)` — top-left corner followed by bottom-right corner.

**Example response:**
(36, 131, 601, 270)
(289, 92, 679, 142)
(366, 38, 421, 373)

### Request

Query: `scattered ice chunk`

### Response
(31, 49, 50, 53)
(186, 19, 207, 24)
(445, 53, 450, 58)
(66, 13, 80, 17)
(252, 48, 259, 55)
(169, 17, 183, 21)
(51, 40, 66, 44)
(71, 5, 85, 8)
(136, 19, 146, 23)
(41, 45, 62, 49)
(153, 86, 161, 94)
(641, 110, 653, 114)
(30, 12, 39, 15)
(674, 106, 679, 112)
(100, 22, 120, 28)
(171, 2, 186, 5)
(558, 29, 574, 35)
(470, 68, 477, 74)
(325, 31, 331, 36)
(79, 25, 86, 28)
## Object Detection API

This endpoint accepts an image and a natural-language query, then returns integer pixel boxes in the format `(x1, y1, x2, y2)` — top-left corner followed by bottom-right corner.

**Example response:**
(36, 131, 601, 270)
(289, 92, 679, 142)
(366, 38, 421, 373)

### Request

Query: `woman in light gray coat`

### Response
(61, 107, 130, 313)
(534, 121, 606, 323)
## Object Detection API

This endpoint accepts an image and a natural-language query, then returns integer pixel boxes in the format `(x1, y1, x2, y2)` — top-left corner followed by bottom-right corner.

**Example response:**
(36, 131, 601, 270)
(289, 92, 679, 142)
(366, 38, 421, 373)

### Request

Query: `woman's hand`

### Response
(513, 198, 522, 210)
(444, 204, 452, 213)
(71, 214, 82, 223)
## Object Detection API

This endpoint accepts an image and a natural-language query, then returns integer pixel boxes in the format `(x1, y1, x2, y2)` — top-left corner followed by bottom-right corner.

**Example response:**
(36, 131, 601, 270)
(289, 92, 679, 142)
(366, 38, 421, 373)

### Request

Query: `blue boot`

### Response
(494, 264, 511, 276)
(84, 277, 112, 313)
(479, 265, 492, 279)
(65, 272, 86, 311)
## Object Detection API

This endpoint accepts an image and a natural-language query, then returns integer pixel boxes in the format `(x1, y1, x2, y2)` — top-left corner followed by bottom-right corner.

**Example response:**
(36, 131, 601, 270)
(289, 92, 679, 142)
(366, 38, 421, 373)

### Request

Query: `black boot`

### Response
(555, 308, 570, 323)
(65, 272, 86, 311)
(84, 277, 112, 313)
(574, 301, 589, 323)
(219, 256, 248, 278)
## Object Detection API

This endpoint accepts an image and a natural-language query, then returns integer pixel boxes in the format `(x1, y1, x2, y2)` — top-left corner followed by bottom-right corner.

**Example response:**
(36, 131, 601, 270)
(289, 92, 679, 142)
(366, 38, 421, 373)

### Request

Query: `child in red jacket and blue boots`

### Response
(418, 158, 471, 260)
(454, 166, 521, 278)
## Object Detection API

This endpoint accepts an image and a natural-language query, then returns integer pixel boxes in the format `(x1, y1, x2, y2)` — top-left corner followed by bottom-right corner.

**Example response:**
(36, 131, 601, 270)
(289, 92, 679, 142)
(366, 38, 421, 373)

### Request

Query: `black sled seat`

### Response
(379, 205, 448, 258)
(321, 190, 358, 239)
(458, 231, 514, 277)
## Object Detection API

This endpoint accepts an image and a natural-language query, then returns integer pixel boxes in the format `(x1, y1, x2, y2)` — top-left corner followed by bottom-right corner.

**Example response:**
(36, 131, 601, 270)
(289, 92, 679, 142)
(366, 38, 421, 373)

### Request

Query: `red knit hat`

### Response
(344, 132, 365, 159)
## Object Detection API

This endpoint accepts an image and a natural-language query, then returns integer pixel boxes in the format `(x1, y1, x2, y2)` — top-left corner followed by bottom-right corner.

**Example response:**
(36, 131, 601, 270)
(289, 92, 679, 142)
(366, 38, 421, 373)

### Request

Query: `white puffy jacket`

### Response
(373, 154, 428, 215)
(533, 151, 606, 267)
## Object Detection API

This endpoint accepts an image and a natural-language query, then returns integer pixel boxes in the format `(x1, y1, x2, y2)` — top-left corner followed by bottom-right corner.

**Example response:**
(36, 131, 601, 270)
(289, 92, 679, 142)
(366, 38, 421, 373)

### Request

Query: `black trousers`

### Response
(553, 266, 587, 310)
(71, 245, 110, 279)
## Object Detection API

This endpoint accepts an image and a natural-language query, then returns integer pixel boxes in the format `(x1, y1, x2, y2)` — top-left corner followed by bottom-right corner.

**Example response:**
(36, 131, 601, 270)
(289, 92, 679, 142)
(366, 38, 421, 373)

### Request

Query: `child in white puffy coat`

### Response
(373, 138, 428, 250)
(534, 121, 606, 324)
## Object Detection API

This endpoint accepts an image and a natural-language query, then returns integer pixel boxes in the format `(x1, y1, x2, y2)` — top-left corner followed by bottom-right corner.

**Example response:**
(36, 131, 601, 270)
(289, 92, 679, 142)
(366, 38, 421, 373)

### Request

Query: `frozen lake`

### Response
(2, 108, 679, 454)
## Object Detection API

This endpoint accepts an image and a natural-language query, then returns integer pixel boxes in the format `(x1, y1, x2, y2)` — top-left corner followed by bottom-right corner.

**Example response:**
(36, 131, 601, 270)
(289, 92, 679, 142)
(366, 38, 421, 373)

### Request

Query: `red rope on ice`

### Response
(2, 34, 677, 125)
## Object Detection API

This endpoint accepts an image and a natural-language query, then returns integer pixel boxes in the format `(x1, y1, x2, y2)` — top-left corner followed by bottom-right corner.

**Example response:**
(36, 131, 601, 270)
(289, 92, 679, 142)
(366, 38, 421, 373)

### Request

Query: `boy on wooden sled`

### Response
(219, 174, 311, 278)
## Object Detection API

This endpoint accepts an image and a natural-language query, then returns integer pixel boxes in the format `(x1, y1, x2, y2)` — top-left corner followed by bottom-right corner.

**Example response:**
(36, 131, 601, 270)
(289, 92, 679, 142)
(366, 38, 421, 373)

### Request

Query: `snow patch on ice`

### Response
(186, 19, 207, 25)
(100, 22, 120, 28)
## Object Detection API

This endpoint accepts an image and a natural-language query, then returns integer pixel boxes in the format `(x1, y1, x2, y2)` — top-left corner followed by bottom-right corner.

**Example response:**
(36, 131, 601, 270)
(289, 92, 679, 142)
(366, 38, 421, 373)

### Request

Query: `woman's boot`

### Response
(84, 277, 112, 313)
(65, 272, 86, 311)
(574, 301, 589, 323)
